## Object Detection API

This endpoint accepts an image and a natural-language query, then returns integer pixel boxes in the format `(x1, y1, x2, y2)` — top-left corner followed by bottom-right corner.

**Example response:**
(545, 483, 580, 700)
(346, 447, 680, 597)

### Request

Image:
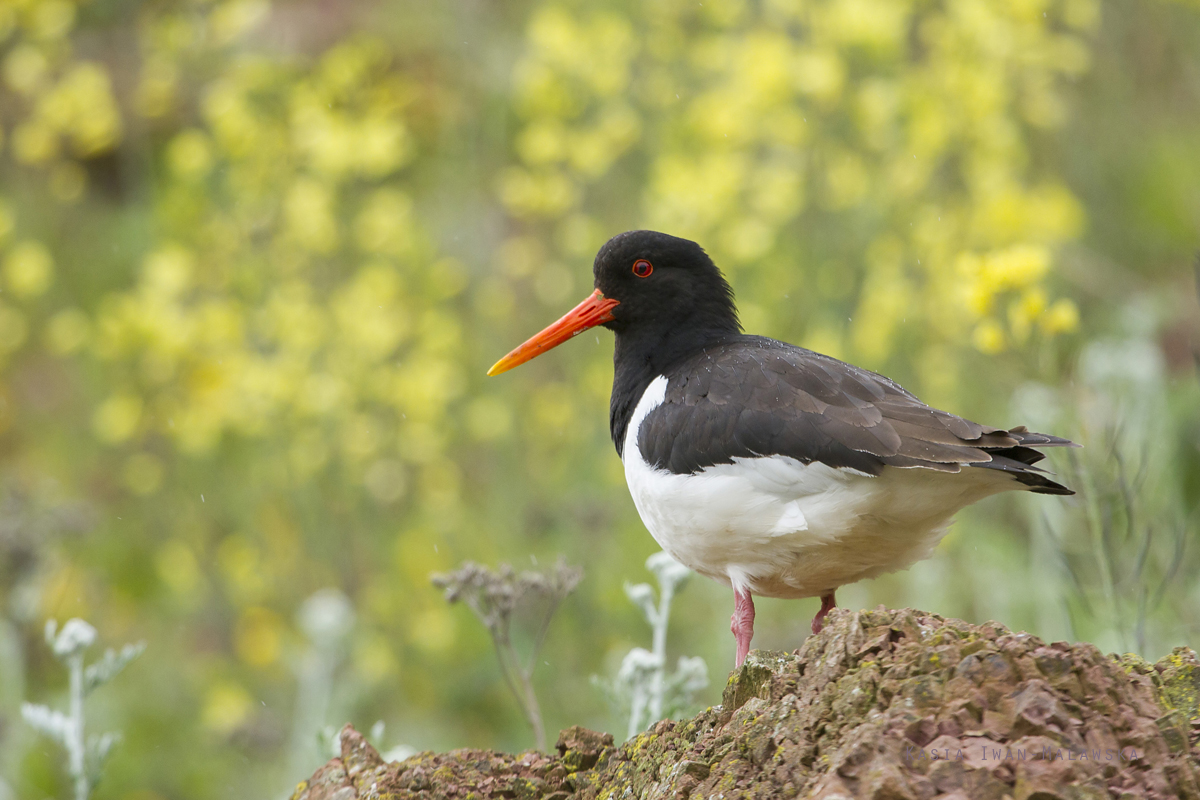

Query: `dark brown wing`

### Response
(637, 336, 1075, 495)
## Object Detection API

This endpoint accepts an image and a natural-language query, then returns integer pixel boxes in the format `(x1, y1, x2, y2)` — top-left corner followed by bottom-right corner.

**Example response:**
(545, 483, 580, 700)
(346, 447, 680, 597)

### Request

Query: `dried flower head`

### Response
(431, 556, 582, 751)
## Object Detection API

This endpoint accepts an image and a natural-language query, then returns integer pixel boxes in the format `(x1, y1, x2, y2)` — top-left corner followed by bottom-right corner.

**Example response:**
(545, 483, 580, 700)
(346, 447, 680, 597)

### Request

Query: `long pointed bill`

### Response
(488, 289, 619, 376)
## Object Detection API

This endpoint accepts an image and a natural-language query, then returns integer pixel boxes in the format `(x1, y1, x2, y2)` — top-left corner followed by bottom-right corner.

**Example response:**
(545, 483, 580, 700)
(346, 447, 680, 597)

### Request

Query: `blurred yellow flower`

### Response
(0, 304, 28, 354)
(136, 58, 178, 118)
(529, 382, 575, 435)
(353, 634, 399, 684)
(300, 372, 345, 416)
(825, 151, 870, 209)
(721, 218, 774, 262)
(1040, 297, 1080, 335)
(333, 270, 407, 357)
(825, 0, 907, 49)
(392, 357, 466, 421)
(47, 63, 123, 156)
(234, 606, 283, 666)
(30, 0, 75, 41)
(3, 240, 54, 298)
(289, 428, 330, 476)
(972, 318, 1007, 354)
(209, 0, 269, 45)
(397, 420, 443, 463)
(802, 324, 847, 362)
(364, 458, 406, 504)
(517, 119, 568, 165)
(1008, 287, 1048, 344)
(168, 130, 215, 180)
(419, 459, 461, 509)
(498, 167, 579, 218)
(1064, 0, 1100, 30)
(556, 213, 604, 258)
(648, 151, 747, 236)
(123, 452, 165, 495)
(156, 540, 203, 597)
(285, 178, 339, 253)
(201, 682, 253, 735)
(0, 202, 12, 245)
(355, 189, 413, 255)
(984, 244, 1051, 291)
(93, 392, 143, 443)
(11, 119, 58, 163)
(45, 307, 90, 354)
(356, 117, 411, 177)
(3, 44, 47, 95)
(142, 244, 195, 298)
(793, 49, 844, 101)
(39, 562, 90, 619)
(465, 396, 513, 442)
(426, 258, 468, 299)
(49, 162, 85, 202)
(216, 535, 269, 602)
(749, 162, 805, 222)
(408, 605, 456, 654)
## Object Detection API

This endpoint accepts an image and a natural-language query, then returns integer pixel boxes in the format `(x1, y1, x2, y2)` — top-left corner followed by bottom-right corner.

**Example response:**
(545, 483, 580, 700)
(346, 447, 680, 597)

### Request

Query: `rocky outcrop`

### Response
(291, 607, 1200, 800)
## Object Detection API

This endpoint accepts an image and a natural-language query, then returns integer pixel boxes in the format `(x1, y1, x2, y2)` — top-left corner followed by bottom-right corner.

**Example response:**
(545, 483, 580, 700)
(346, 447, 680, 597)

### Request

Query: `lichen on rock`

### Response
(292, 607, 1200, 800)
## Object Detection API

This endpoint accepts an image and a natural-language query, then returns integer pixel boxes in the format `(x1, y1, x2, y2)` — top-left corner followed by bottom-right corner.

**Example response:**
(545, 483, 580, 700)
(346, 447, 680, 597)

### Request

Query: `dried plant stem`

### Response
(472, 598, 546, 751)
(432, 559, 582, 752)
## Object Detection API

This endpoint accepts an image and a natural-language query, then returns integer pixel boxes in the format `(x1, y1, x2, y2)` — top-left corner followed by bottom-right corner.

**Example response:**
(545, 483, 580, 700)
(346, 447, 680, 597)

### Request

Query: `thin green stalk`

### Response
(1074, 448, 1123, 650)
(67, 651, 88, 800)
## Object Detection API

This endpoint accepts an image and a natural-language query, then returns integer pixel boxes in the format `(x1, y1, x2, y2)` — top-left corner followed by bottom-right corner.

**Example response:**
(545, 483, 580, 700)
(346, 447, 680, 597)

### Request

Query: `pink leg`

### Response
(731, 588, 755, 668)
(811, 591, 837, 635)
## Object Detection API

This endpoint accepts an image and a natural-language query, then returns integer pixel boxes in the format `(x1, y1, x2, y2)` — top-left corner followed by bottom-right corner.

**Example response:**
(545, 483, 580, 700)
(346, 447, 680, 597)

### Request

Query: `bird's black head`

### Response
(487, 230, 740, 376)
(591, 230, 740, 337)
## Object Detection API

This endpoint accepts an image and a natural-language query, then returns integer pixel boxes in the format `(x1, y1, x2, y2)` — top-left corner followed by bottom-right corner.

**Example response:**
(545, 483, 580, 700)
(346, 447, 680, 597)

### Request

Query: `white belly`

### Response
(622, 376, 1016, 598)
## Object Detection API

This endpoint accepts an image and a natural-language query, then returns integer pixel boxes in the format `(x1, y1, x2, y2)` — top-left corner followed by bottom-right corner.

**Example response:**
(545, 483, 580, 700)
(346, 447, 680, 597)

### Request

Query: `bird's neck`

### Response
(609, 324, 739, 457)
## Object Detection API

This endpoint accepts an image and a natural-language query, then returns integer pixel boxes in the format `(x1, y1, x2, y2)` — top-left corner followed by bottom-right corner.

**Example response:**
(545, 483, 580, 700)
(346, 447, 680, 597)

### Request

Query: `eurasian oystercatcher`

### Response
(489, 230, 1075, 667)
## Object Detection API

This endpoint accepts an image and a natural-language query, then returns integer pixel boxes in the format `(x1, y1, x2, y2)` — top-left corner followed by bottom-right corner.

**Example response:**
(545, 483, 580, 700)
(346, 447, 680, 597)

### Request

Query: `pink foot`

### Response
(731, 588, 755, 668)
(811, 591, 837, 635)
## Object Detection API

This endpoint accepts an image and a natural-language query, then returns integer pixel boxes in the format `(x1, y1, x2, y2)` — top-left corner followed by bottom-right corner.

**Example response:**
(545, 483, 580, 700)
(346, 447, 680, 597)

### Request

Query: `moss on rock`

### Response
(292, 607, 1200, 800)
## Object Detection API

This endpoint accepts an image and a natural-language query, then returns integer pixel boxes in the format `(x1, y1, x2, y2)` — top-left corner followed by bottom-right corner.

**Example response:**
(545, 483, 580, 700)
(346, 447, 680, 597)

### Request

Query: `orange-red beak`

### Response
(488, 289, 619, 376)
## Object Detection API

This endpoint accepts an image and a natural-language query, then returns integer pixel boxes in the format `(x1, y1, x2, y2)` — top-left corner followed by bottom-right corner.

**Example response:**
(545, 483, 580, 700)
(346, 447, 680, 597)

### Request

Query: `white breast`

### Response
(621, 376, 1017, 599)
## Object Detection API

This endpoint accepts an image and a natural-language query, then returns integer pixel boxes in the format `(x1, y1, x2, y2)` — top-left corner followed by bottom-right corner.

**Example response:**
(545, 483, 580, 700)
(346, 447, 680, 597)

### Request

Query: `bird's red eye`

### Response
(632, 259, 653, 278)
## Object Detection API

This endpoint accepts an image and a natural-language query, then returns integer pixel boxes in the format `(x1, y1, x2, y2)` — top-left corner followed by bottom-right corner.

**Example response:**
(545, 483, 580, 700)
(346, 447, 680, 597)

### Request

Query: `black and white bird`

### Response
(489, 230, 1075, 667)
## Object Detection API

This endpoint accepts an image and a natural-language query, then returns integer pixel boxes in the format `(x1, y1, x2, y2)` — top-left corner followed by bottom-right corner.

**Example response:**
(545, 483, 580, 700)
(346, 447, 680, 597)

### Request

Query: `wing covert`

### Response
(635, 337, 1074, 495)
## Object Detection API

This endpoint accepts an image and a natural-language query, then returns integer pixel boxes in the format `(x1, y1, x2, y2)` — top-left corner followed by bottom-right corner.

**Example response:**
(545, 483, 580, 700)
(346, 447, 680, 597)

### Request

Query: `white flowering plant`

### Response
(595, 552, 709, 739)
(22, 619, 144, 800)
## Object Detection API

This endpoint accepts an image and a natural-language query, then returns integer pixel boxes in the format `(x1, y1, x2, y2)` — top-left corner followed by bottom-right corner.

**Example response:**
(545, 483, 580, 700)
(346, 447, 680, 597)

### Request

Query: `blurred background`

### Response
(0, 0, 1197, 796)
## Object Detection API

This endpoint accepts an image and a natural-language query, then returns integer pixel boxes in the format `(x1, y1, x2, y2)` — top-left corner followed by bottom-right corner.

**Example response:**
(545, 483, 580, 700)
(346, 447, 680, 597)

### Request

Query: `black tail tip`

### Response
(1030, 483, 1075, 496)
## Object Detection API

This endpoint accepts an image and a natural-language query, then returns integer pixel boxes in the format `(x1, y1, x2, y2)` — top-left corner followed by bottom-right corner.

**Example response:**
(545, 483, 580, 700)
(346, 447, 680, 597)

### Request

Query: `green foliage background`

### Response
(0, 0, 1197, 796)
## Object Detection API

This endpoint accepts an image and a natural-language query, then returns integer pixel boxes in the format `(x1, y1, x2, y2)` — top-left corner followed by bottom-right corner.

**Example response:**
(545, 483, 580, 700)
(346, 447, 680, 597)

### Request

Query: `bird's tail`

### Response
(970, 426, 1078, 495)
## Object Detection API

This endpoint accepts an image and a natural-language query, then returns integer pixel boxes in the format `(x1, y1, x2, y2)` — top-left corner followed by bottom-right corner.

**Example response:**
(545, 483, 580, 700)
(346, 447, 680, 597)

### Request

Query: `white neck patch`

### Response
(622, 375, 668, 465)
